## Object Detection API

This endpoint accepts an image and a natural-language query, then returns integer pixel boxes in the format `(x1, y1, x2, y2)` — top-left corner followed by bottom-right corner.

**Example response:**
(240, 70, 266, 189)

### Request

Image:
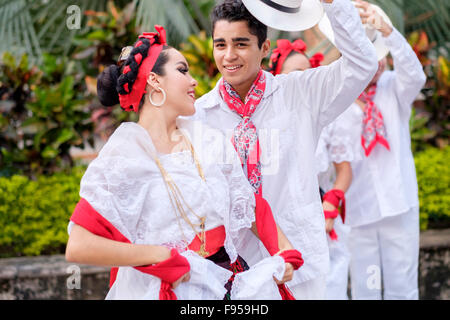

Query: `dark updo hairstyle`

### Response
(211, 0, 267, 49)
(97, 37, 171, 108)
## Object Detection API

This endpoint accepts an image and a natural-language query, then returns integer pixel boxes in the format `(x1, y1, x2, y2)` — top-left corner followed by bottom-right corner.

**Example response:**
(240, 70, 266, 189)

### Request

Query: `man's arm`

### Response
(284, 0, 378, 133)
(382, 30, 426, 117)
(358, 0, 426, 116)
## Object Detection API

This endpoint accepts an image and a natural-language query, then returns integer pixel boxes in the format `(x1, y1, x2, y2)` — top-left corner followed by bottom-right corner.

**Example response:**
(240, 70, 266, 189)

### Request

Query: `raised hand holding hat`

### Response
(241, 0, 325, 31)
(318, 0, 393, 60)
(355, 0, 393, 37)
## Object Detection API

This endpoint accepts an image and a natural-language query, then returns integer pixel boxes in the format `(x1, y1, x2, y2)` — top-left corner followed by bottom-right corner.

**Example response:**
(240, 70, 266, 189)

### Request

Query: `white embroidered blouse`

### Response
(68, 119, 286, 299)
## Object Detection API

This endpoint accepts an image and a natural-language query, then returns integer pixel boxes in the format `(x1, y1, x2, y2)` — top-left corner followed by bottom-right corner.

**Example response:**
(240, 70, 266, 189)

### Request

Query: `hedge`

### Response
(0, 168, 83, 258)
(414, 146, 450, 230)
(0, 147, 449, 258)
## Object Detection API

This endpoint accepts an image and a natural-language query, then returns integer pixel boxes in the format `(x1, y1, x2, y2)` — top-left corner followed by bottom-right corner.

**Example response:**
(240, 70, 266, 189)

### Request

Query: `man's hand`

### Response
(355, 0, 393, 37)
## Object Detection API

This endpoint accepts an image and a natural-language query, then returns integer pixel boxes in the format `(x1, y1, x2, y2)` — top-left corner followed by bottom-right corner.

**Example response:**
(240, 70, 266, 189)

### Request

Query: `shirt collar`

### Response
(200, 70, 281, 110)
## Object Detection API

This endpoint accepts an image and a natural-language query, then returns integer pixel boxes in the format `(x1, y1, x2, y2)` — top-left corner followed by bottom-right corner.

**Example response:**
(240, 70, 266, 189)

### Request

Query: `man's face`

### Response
(212, 20, 270, 95)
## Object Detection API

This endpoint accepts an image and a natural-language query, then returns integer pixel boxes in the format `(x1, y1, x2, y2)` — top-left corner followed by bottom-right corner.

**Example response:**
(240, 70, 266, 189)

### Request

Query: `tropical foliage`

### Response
(0, 51, 94, 177)
(408, 31, 449, 152)
(1, 0, 449, 63)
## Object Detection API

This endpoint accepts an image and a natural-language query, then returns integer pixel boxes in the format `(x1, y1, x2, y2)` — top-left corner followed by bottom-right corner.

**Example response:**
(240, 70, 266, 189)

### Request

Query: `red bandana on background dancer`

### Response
(269, 39, 324, 75)
(118, 25, 167, 113)
(219, 69, 265, 195)
(359, 84, 390, 156)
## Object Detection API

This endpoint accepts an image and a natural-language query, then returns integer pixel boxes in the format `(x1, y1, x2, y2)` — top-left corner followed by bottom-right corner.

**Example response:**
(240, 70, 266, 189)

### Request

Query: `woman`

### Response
(269, 38, 353, 300)
(65, 26, 302, 300)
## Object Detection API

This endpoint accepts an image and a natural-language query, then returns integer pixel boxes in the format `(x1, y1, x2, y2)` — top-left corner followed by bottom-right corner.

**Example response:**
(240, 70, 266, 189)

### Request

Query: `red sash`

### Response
(70, 198, 190, 300)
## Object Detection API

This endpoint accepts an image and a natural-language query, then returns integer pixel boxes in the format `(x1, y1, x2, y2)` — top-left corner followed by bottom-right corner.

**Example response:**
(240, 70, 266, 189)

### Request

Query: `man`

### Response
(320, 0, 426, 299)
(191, 0, 378, 299)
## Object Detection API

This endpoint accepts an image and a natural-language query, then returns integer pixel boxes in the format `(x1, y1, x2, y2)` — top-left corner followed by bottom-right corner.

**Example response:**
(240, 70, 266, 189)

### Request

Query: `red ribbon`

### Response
(254, 194, 304, 300)
(322, 189, 346, 241)
(269, 39, 324, 75)
(118, 25, 167, 113)
(70, 198, 190, 299)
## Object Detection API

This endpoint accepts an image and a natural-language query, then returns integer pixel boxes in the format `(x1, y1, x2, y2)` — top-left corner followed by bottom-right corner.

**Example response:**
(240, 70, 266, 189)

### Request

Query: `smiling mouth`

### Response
(188, 91, 196, 100)
(224, 65, 243, 72)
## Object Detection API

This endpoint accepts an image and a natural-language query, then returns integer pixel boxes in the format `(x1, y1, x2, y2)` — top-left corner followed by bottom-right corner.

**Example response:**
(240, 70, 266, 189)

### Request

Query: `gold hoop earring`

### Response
(149, 88, 166, 107)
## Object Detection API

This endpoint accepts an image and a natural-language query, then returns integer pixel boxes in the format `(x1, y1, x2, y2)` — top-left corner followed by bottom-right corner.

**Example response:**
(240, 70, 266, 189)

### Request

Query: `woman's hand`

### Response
(325, 218, 335, 234)
(273, 250, 294, 284)
(275, 262, 294, 284)
(323, 201, 337, 233)
(172, 271, 191, 289)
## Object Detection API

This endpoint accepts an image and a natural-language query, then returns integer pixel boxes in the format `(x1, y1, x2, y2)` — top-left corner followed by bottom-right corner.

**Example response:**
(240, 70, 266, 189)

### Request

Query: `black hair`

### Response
(97, 38, 171, 108)
(211, 0, 267, 49)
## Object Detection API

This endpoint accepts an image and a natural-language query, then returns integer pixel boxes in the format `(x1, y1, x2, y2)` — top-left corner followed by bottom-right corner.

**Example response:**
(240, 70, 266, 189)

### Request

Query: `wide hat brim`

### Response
(242, 0, 324, 32)
(318, 2, 393, 60)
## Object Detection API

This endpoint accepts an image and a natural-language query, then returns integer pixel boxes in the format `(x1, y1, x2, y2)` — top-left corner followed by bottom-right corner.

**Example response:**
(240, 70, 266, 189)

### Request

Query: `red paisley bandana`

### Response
(219, 70, 266, 194)
(359, 84, 390, 156)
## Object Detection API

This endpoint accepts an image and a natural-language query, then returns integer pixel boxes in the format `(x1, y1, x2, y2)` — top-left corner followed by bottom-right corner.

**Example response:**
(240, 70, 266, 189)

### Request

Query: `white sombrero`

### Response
(242, 0, 324, 32)
(318, 1, 393, 60)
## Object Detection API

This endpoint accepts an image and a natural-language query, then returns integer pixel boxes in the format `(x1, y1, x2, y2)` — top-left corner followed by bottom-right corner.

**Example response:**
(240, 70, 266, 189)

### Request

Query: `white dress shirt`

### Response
(191, 0, 378, 285)
(329, 28, 426, 228)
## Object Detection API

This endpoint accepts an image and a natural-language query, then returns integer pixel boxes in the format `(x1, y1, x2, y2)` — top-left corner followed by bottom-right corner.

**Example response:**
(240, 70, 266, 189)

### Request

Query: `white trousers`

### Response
(288, 275, 327, 300)
(325, 217, 351, 300)
(348, 207, 420, 300)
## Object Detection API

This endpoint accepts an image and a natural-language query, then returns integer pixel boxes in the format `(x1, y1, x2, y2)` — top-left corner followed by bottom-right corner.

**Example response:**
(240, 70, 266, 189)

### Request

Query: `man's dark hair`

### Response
(211, 0, 268, 48)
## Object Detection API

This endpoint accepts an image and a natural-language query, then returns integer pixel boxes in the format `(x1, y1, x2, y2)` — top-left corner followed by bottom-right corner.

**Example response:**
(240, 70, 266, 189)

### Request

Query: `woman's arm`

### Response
(250, 223, 294, 252)
(65, 224, 171, 267)
(324, 161, 352, 232)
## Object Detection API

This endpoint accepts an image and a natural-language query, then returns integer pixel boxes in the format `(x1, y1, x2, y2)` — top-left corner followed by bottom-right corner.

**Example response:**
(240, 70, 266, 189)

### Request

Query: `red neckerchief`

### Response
(219, 70, 266, 195)
(359, 84, 390, 156)
(269, 39, 324, 75)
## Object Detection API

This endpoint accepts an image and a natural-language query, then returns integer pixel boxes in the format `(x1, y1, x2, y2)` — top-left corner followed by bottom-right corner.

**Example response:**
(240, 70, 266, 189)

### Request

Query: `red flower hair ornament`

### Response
(269, 39, 324, 75)
(118, 25, 167, 112)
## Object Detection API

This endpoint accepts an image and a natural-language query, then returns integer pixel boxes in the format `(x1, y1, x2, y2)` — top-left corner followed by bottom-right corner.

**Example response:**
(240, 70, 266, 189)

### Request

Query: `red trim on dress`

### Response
(70, 198, 190, 300)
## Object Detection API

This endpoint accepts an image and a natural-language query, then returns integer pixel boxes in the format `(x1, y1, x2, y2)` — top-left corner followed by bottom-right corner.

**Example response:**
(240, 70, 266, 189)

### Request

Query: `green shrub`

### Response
(415, 146, 450, 230)
(0, 168, 84, 258)
(0, 147, 449, 258)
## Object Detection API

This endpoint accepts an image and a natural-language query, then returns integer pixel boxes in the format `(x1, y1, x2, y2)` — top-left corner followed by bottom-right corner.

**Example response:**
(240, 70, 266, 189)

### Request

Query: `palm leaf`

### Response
(134, 0, 200, 46)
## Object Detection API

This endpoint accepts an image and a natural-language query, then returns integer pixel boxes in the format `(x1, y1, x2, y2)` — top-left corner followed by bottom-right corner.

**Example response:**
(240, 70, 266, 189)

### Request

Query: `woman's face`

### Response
(280, 52, 311, 74)
(150, 48, 198, 116)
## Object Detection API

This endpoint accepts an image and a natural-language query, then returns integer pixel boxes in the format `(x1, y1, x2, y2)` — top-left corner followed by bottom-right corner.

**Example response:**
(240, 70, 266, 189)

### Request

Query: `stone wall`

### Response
(1, 229, 449, 300)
